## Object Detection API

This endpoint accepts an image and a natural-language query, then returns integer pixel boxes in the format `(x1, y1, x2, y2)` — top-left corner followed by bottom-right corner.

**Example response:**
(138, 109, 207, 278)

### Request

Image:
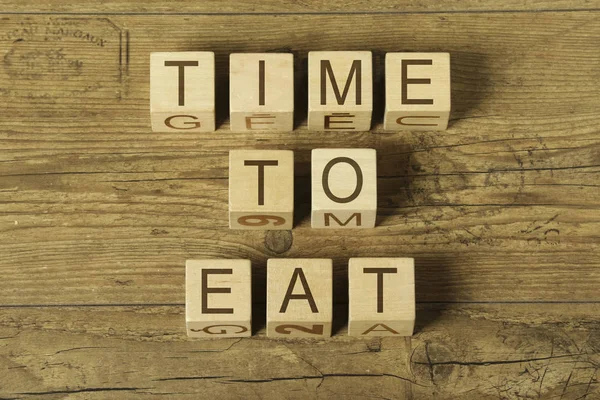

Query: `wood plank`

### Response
(0, 12, 598, 305)
(0, 304, 598, 399)
(1, 0, 599, 13)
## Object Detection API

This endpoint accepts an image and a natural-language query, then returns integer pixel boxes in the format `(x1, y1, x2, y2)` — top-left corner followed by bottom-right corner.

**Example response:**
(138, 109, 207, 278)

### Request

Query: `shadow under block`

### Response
(229, 150, 294, 230)
(383, 52, 451, 131)
(307, 51, 373, 131)
(229, 53, 294, 132)
(266, 259, 333, 338)
(311, 148, 377, 228)
(150, 52, 215, 132)
(348, 258, 415, 337)
(185, 259, 252, 338)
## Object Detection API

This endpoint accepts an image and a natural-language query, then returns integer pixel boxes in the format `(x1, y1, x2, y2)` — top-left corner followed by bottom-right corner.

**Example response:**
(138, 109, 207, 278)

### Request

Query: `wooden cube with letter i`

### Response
(229, 150, 294, 230)
(311, 148, 377, 228)
(267, 258, 333, 337)
(186, 259, 252, 338)
(384, 52, 451, 131)
(308, 51, 373, 131)
(230, 53, 294, 132)
(348, 258, 415, 336)
(150, 51, 215, 132)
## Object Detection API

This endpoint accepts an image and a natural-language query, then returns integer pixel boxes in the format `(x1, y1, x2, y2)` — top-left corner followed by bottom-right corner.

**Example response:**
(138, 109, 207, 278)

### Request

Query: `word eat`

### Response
(186, 258, 415, 338)
(150, 51, 450, 132)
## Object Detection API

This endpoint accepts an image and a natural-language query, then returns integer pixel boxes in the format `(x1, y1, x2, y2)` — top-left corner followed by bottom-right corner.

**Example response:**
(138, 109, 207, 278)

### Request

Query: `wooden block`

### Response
(308, 51, 373, 131)
(185, 259, 252, 338)
(150, 52, 215, 132)
(311, 148, 377, 228)
(267, 258, 333, 337)
(348, 258, 415, 337)
(229, 53, 294, 132)
(229, 150, 294, 230)
(383, 52, 451, 131)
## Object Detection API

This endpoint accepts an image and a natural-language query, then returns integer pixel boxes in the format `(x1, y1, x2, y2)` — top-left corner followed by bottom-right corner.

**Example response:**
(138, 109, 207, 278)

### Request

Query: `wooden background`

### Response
(1, 1, 599, 399)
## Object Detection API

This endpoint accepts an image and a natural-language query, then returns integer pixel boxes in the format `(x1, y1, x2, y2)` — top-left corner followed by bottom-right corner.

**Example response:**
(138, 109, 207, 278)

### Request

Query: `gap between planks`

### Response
(1, 8, 600, 16)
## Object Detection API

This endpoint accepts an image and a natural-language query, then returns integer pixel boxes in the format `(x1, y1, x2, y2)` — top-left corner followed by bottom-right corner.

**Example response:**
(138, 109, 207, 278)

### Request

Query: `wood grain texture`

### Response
(0, 5, 599, 399)
(0, 304, 598, 399)
(1, 0, 600, 13)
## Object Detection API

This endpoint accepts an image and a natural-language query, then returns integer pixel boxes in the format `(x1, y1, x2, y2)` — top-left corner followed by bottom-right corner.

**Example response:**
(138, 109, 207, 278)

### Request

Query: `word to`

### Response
(150, 51, 450, 132)
(186, 257, 415, 338)
(230, 148, 377, 230)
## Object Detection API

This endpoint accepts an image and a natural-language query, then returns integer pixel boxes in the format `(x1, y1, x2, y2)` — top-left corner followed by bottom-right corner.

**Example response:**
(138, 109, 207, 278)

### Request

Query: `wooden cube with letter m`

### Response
(308, 51, 373, 131)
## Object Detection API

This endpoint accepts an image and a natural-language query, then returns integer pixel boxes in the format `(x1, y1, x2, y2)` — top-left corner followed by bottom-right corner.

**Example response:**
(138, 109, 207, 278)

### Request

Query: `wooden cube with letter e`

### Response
(150, 51, 215, 132)
(230, 53, 294, 132)
(348, 258, 415, 336)
(308, 51, 373, 131)
(186, 259, 252, 338)
(384, 52, 450, 131)
(267, 259, 333, 337)
(229, 150, 294, 230)
(311, 148, 377, 228)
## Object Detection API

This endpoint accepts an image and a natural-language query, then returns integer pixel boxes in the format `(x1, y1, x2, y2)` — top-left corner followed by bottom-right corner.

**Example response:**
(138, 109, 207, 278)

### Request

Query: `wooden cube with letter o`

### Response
(229, 149, 294, 230)
(311, 148, 377, 228)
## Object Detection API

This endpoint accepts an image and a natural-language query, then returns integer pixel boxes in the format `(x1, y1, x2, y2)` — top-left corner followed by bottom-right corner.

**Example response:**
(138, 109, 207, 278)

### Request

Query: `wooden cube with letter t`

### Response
(229, 150, 294, 230)
(348, 258, 415, 336)
(311, 148, 377, 228)
(185, 259, 252, 338)
(308, 51, 373, 131)
(384, 52, 450, 131)
(267, 259, 333, 337)
(150, 52, 215, 132)
(230, 53, 294, 132)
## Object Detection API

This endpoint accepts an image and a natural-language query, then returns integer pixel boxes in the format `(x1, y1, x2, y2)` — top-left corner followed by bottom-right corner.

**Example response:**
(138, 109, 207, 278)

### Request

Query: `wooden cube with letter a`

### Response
(384, 52, 450, 131)
(267, 258, 333, 337)
(230, 53, 294, 132)
(308, 51, 373, 131)
(311, 148, 377, 228)
(229, 150, 294, 230)
(348, 258, 415, 336)
(150, 52, 215, 132)
(186, 259, 252, 338)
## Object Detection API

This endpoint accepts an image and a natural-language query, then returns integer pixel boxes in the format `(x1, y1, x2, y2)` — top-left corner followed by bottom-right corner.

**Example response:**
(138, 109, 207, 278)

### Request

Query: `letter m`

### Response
(320, 60, 362, 105)
(324, 212, 362, 227)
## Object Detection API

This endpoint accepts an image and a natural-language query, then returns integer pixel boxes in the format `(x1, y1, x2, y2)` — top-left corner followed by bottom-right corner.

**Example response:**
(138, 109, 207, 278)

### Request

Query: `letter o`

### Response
(322, 157, 363, 203)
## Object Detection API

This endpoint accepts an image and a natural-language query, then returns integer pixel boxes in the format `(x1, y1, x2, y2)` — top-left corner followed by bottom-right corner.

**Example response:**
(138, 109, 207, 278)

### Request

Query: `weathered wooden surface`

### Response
(0, 3, 599, 399)
(1, 304, 599, 399)
(1, 0, 600, 13)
